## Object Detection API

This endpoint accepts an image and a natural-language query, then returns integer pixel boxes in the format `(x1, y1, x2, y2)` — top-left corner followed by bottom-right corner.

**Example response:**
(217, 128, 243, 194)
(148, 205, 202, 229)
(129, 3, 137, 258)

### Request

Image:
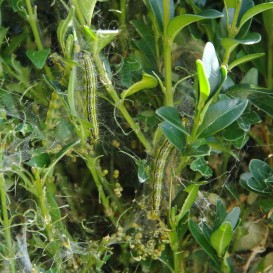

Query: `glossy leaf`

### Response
(226, 83, 272, 98)
(83, 27, 119, 54)
(231, 134, 249, 149)
(240, 68, 259, 85)
(196, 59, 210, 111)
(26, 49, 51, 69)
(221, 32, 261, 54)
(189, 220, 220, 266)
(167, 9, 223, 42)
(223, 122, 245, 141)
(240, 172, 271, 195)
(147, 0, 175, 31)
(210, 222, 233, 257)
(229, 52, 264, 70)
(121, 73, 158, 99)
(197, 98, 248, 138)
(214, 200, 227, 231)
(224, 207, 241, 230)
(237, 110, 261, 131)
(156, 106, 189, 135)
(248, 94, 273, 118)
(249, 159, 272, 183)
(184, 143, 211, 157)
(159, 121, 186, 152)
(190, 157, 213, 178)
(238, 2, 273, 31)
(78, 0, 97, 26)
(202, 42, 220, 95)
(177, 184, 200, 222)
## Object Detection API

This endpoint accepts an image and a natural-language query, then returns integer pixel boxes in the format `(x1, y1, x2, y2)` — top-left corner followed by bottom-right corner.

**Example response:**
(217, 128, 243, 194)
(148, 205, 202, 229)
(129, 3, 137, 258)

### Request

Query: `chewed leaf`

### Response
(190, 157, 213, 178)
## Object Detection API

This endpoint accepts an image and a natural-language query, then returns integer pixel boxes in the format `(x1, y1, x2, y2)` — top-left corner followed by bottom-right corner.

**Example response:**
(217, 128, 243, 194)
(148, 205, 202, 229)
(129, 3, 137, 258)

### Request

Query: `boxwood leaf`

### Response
(189, 220, 221, 267)
(224, 207, 241, 230)
(229, 52, 264, 70)
(26, 49, 51, 69)
(121, 73, 158, 99)
(196, 59, 210, 111)
(202, 42, 220, 96)
(249, 159, 272, 182)
(156, 106, 189, 135)
(197, 98, 248, 138)
(167, 9, 223, 42)
(159, 121, 186, 152)
(190, 157, 213, 178)
(210, 222, 233, 257)
(238, 2, 273, 32)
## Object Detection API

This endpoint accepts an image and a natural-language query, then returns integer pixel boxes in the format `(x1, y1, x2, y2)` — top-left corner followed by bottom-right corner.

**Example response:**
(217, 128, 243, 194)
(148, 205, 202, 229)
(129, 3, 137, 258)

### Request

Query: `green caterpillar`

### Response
(151, 140, 174, 218)
(76, 51, 99, 144)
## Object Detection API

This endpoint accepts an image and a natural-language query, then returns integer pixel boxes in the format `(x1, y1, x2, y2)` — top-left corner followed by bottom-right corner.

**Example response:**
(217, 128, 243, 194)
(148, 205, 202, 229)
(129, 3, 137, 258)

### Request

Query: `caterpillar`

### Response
(76, 51, 99, 144)
(151, 140, 174, 218)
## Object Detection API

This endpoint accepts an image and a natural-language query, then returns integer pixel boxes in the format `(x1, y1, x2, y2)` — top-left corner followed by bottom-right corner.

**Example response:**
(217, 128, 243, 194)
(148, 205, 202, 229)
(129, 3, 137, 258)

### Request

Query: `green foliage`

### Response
(1, 0, 273, 272)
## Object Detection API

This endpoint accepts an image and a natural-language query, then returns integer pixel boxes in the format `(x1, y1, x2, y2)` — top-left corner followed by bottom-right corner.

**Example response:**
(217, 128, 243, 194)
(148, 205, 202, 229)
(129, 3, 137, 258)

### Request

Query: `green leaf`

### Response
(229, 53, 264, 70)
(248, 94, 273, 118)
(196, 59, 210, 111)
(226, 83, 272, 98)
(146, 0, 175, 31)
(223, 122, 245, 141)
(131, 19, 156, 63)
(177, 184, 200, 222)
(26, 153, 50, 168)
(26, 49, 51, 69)
(210, 222, 233, 257)
(57, 7, 74, 55)
(156, 106, 190, 136)
(214, 200, 227, 230)
(188, 220, 221, 266)
(83, 27, 119, 54)
(237, 110, 261, 131)
(167, 9, 223, 42)
(240, 172, 271, 195)
(240, 68, 259, 85)
(231, 133, 249, 149)
(184, 142, 211, 157)
(202, 42, 220, 96)
(190, 157, 213, 178)
(197, 98, 248, 138)
(238, 2, 273, 32)
(249, 159, 272, 183)
(121, 73, 158, 99)
(224, 207, 240, 230)
(78, 0, 97, 26)
(159, 121, 186, 152)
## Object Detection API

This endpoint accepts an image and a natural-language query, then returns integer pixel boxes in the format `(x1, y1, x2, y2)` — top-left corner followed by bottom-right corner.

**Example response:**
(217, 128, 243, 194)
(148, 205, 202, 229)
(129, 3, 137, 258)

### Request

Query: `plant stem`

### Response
(0, 172, 16, 273)
(163, 0, 173, 106)
(85, 156, 116, 225)
(24, 0, 52, 78)
(168, 227, 185, 273)
(92, 54, 152, 153)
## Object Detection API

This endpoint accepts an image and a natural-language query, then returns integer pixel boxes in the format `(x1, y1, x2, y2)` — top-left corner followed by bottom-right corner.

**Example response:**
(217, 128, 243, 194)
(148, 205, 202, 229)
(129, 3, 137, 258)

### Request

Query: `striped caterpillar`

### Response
(151, 140, 174, 218)
(76, 51, 99, 144)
